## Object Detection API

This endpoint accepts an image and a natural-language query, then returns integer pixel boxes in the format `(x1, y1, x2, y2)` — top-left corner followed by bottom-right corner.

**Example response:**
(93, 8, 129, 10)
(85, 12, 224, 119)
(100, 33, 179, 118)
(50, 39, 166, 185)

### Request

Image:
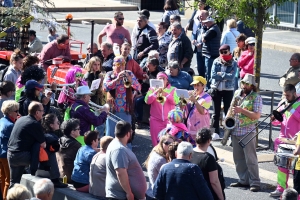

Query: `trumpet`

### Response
(122, 71, 132, 88)
(156, 89, 166, 104)
(180, 97, 188, 106)
(44, 82, 76, 87)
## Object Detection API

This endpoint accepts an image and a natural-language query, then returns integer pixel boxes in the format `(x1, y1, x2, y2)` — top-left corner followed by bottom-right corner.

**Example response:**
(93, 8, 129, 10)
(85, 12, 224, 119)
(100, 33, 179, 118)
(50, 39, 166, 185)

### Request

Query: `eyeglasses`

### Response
(164, 141, 172, 145)
(219, 50, 228, 54)
(248, 43, 255, 46)
(76, 73, 83, 78)
(118, 18, 124, 20)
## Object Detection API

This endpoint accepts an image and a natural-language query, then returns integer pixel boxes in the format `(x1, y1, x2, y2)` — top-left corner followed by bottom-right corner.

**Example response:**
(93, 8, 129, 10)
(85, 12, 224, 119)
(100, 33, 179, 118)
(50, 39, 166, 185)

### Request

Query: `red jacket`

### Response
(238, 50, 254, 78)
(125, 57, 144, 80)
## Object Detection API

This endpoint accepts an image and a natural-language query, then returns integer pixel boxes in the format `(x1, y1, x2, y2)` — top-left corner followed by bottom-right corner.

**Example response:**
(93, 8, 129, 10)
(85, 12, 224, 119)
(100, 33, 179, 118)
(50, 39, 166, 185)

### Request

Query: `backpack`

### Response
(0, 64, 8, 82)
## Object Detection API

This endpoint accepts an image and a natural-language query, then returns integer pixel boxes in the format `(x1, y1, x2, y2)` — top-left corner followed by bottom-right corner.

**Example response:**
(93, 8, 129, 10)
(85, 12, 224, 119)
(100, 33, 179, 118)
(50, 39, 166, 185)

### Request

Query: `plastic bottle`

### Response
(113, 43, 120, 56)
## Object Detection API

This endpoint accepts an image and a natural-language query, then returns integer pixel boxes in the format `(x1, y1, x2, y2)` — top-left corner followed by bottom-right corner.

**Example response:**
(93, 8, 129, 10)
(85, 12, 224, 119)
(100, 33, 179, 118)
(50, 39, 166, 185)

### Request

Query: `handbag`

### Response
(207, 81, 221, 98)
(187, 19, 194, 31)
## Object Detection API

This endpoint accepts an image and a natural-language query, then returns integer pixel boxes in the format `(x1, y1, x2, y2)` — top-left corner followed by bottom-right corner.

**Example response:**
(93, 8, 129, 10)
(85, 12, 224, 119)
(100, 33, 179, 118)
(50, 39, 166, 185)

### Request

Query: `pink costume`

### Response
(273, 98, 300, 192)
(185, 91, 212, 139)
(145, 83, 179, 146)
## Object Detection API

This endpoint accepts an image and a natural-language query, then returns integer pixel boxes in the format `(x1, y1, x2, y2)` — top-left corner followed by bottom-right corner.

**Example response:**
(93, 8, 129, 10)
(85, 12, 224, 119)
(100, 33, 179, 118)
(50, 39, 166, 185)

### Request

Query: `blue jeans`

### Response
(196, 52, 205, 77)
(96, 123, 106, 138)
(134, 96, 145, 122)
(204, 56, 217, 89)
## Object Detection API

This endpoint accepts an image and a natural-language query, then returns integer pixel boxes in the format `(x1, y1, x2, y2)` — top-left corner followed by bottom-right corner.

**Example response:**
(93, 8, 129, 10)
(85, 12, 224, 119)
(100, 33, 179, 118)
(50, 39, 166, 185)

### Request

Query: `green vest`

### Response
(234, 90, 259, 127)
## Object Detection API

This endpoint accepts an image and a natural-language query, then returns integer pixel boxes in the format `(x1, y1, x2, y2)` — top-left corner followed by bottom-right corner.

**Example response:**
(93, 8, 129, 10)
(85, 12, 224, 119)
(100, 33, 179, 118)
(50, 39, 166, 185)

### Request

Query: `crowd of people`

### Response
(0, 0, 300, 199)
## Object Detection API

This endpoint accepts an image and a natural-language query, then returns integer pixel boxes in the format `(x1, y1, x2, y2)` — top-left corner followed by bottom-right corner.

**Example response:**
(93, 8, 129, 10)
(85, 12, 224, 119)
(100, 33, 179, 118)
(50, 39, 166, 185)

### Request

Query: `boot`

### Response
(51, 178, 68, 188)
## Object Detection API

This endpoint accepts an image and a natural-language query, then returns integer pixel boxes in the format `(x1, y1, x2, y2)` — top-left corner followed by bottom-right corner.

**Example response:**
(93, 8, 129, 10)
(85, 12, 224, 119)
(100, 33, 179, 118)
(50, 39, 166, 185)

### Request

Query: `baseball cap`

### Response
(190, 76, 207, 85)
(245, 37, 256, 44)
(138, 9, 150, 19)
(25, 80, 44, 91)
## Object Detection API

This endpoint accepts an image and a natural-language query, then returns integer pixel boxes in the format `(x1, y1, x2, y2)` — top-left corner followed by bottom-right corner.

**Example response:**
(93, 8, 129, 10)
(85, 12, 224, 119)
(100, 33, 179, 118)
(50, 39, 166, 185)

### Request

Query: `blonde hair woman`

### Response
(6, 184, 31, 200)
(144, 134, 175, 200)
(220, 19, 240, 53)
(83, 56, 106, 105)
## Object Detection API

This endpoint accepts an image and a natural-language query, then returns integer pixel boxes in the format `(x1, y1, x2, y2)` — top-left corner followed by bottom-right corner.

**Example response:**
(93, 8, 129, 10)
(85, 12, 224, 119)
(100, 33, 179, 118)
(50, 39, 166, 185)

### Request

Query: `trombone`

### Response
(44, 82, 76, 91)
(89, 101, 125, 123)
(238, 96, 300, 148)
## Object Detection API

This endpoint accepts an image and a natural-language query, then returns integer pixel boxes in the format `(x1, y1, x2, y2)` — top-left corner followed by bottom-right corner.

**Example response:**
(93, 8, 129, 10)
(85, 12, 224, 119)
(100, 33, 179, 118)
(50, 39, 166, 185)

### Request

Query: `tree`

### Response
(186, 0, 297, 88)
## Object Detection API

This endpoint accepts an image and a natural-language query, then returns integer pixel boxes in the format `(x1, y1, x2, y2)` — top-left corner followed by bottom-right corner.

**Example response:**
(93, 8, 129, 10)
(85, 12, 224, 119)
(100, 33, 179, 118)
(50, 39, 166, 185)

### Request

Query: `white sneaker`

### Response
(269, 189, 283, 197)
(212, 133, 220, 141)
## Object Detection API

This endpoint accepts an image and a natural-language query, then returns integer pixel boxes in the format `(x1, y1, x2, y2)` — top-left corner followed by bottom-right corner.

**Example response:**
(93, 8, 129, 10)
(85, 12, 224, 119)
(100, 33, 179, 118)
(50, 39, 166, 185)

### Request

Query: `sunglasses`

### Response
(164, 141, 172, 145)
(118, 18, 124, 20)
(248, 43, 255, 46)
(76, 73, 83, 78)
(219, 50, 228, 54)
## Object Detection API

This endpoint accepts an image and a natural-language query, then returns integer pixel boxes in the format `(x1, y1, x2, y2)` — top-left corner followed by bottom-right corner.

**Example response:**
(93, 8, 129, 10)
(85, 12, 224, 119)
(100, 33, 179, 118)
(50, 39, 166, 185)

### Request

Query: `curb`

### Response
(46, 6, 138, 12)
(262, 41, 300, 53)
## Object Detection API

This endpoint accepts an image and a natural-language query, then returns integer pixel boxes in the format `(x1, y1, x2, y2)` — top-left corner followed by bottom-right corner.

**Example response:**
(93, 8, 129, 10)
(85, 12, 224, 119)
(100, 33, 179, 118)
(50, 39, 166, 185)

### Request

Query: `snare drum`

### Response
(277, 144, 295, 154)
(274, 153, 297, 170)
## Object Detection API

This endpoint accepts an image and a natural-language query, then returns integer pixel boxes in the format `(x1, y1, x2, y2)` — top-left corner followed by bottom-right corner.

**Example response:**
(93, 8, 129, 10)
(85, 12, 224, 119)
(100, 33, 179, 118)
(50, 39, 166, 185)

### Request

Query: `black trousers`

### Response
(294, 168, 300, 194)
(211, 90, 234, 134)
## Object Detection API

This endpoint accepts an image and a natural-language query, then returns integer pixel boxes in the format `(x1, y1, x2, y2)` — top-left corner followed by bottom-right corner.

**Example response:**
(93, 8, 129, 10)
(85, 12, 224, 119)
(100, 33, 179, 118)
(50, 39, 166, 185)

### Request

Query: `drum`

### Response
(274, 153, 297, 170)
(277, 144, 295, 154)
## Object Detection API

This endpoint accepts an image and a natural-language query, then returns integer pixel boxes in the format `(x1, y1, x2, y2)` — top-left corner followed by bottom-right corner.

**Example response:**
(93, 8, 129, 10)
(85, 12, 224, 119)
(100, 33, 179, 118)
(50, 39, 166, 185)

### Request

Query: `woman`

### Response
(167, 61, 193, 90)
(233, 34, 247, 90)
(238, 37, 255, 79)
(157, 22, 171, 68)
(103, 56, 141, 137)
(190, 128, 225, 200)
(144, 134, 174, 200)
(135, 58, 164, 127)
(3, 49, 24, 85)
(121, 42, 144, 80)
(161, 0, 179, 25)
(167, 141, 179, 161)
(89, 136, 114, 199)
(185, 76, 212, 139)
(220, 19, 240, 53)
(145, 72, 179, 146)
(0, 81, 15, 118)
(84, 56, 106, 105)
(56, 119, 81, 183)
(158, 109, 195, 146)
(41, 114, 67, 188)
(6, 184, 31, 200)
(0, 100, 19, 199)
(210, 44, 237, 138)
(57, 66, 87, 109)
(71, 130, 99, 192)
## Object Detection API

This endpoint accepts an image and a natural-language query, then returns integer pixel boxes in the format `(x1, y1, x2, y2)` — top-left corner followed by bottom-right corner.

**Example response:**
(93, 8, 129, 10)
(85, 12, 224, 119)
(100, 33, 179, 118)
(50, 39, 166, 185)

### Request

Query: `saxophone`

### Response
(220, 93, 243, 146)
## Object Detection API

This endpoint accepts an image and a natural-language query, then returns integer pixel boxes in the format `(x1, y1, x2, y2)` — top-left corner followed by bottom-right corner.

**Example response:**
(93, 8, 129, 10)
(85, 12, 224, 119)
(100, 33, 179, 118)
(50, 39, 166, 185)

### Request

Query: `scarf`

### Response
(217, 55, 234, 66)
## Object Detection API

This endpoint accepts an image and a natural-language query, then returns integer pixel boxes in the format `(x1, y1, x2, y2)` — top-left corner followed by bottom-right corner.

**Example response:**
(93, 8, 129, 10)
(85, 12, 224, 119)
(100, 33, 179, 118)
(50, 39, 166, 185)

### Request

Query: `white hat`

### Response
(245, 37, 256, 44)
(241, 73, 256, 86)
(75, 86, 92, 95)
(202, 17, 215, 23)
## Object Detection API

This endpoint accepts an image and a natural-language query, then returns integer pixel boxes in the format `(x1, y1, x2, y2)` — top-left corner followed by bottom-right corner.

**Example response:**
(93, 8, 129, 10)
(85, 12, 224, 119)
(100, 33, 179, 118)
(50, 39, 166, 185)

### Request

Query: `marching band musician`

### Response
(229, 73, 262, 192)
(270, 84, 300, 197)
(145, 72, 179, 146)
(293, 131, 300, 198)
(103, 56, 141, 138)
(184, 76, 212, 140)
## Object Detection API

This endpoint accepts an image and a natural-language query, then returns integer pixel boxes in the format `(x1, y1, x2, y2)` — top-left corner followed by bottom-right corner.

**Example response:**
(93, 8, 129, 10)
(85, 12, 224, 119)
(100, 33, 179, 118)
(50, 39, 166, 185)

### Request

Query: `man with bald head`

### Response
(8, 102, 46, 188)
(33, 178, 54, 200)
(279, 53, 300, 88)
(83, 43, 103, 67)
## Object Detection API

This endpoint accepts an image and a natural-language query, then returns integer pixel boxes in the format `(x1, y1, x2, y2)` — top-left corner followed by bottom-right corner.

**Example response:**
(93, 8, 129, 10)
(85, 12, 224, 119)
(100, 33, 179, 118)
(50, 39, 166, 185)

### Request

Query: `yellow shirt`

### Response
(295, 135, 300, 170)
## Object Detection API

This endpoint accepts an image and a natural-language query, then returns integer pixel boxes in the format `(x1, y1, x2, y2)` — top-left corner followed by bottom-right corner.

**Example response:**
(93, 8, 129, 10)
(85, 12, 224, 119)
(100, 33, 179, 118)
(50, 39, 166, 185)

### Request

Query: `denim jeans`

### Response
(7, 151, 31, 188)
(134, 96, 145, 122)
(96, 123, 106, 139)
(196, 52, 205, 77)
(211, 90, 234, 134)
(203, 56, 218, 89)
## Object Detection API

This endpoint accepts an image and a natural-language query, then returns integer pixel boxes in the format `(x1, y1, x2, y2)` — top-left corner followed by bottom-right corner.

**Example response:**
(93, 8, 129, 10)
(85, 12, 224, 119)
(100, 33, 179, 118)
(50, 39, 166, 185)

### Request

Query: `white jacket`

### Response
(220, 28, 240, 53)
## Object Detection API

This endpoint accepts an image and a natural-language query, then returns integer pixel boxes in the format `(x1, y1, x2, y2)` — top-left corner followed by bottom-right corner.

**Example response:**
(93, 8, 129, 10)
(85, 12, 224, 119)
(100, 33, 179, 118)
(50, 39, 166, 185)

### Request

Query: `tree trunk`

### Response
(254, 4, 265, 89)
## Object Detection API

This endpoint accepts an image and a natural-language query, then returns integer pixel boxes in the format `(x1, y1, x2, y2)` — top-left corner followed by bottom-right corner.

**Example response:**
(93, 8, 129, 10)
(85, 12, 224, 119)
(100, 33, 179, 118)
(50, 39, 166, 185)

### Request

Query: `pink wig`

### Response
(65, 66, 87, 85)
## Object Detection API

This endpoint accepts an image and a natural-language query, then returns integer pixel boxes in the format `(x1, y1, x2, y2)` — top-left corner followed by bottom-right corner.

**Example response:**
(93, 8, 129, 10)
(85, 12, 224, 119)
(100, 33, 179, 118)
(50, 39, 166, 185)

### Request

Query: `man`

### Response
(270, 84, 300, 197)
(70, 86, 108, 141)
(133, 15, 158, 64)
(167, 22, 193, 72)
(32, 178, 54, 200)
(39, 34, 71, 70)
(106, 121, 147, 200)
(98, 11, 131, 47)
(28, 30, 43, 53)
(230, 73, 262, 192)
(279, 53, 300, 88)
(201, 17, 221, 89)
(101, 42, 115, 72)
(153, 141, 213, 200)
(7, 102, 46, 188)
(281, 188, 298, 200)
(82, 43, 103, 68)
(131, 9, 156, 50)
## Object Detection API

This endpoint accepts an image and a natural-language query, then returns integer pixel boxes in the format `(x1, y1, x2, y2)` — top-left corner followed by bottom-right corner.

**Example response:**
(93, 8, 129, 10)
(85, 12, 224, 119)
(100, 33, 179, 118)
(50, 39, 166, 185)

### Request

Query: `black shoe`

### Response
(230, 182, 249, 188)
(51, 178, 68, 188)
(250, 186, 261, 192)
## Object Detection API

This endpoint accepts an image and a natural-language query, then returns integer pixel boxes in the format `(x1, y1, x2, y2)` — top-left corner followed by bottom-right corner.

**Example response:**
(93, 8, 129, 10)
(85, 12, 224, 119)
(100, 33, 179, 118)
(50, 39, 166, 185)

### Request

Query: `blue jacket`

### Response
(0, 116, 14, 158)
(71, 145, 97, 184)
(210, 58, 237, 90)
(153, 159, 213, 200)
(168, 71, 193, 90)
